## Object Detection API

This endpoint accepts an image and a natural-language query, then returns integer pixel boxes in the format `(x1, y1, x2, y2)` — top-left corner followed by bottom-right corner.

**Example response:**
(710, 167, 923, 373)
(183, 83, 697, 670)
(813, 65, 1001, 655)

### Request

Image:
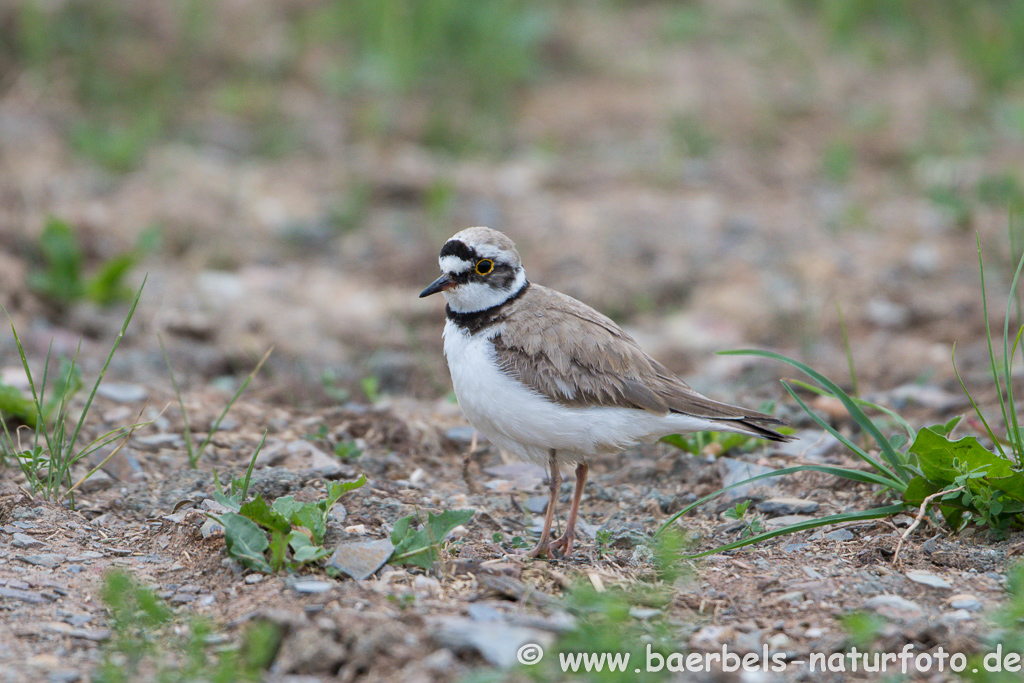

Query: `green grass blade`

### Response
(65, 277, 146, 459)
(1001, 247, 1024, 464)
(787, 378, 916, 443)
(977, 234, 1012, 460)
(159, 334, 196, 464)
(781, 382, 901, 485)
(952, 343, 1005, 456)
(656, 463, 903, 537)
(681, 504, 907, 558)
(723, 349, 911, 482)
(189, 347, 272, 468)
(240, 430, 269, 501)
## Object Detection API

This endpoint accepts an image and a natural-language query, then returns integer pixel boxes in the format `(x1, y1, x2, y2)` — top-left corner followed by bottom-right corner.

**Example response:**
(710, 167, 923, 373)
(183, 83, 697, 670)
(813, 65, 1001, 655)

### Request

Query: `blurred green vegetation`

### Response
(0, 0, 555, 171)
(1, 0, 1022, 174)
(792, 0, 1024, 91)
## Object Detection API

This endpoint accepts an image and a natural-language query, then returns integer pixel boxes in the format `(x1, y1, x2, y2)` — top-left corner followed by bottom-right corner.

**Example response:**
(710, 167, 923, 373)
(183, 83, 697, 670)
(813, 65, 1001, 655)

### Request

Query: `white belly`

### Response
(442, 321, 718, 466)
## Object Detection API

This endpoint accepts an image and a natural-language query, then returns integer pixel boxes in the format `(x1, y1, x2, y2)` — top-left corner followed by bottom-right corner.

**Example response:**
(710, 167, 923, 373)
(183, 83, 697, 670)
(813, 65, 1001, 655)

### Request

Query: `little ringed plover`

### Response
(420, 227, 790, 558)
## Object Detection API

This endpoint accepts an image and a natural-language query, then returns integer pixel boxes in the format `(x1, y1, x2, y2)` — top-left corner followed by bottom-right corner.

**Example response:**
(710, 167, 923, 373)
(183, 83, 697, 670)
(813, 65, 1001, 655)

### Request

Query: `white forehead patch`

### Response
(439, 254, 472, 274)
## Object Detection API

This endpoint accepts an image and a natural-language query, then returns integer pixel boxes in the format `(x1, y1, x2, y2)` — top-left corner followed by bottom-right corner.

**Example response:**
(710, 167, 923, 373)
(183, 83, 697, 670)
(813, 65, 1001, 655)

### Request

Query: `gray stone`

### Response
(431, 616, 555, 669)
(96, 383, 149, 403)
(715, 458, 779, 505)
(864, 594, 924, 621)
(906, 570, 951, 589)
(11, 533, 43, 549)
(764, 515, 816, 531)
(524, 496, 550, 514)
(325, 539, 394, 581)
(133, 433, 185, 451)
(757, 497, 820, 515)
(16, 553, 66, 568)
(272, 626, 347, 675)
(949, 594, 983, 611)
(0, 586, 45, 603)
(823, 528, 854, 542)
(445, 426, 478, 445)
(291, 579, 333, 594)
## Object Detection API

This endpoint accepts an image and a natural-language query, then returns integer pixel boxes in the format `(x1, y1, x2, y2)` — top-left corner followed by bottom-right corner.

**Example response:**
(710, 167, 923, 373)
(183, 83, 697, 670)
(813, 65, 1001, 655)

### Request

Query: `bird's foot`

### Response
(547, 532, 575, 558)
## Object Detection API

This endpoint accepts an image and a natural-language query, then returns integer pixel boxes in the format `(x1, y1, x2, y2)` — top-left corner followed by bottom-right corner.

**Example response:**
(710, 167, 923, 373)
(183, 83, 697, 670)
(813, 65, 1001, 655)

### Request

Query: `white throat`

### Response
(443, 267, 527, 314)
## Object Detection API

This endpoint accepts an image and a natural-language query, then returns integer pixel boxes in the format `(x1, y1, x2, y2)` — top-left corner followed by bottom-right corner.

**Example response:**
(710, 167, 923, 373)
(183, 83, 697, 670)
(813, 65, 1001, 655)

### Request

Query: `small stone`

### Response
(11, 533, 43, 549)
(431, 616, 555, 669)
(864, 594, 924, 621)
(0, 586, 45, 603)
(823, 528, 854, 542)
(524, 496, 549, 514)
(16, 554, 66, 569)
(757, 497, 820, 515)
(133, 433, 185, 451)
(906, 570, 951, 589)
(291, 579, 333, 594)
(764, 515, 816, 531)
(948, 594, 983, 611)
(445, 426, 477, 445)
(715, 458, 779, 505)
(74, 469, 114, 493)
(245, 574, 264, 584)
(629, 607, 662, 620)
(273, 626, 347, 675)
(466, 604, 503, 622)
(96, 383, 148, 403)
(325, 538, 394, 581)
(200, 519, 224, 538)
(783, 542, 810, 553)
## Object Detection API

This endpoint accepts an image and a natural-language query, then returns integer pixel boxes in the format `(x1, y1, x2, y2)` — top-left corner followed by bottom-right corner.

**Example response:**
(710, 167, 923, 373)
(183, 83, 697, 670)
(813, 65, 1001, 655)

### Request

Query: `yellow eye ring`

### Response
(475, 259, 494, 275)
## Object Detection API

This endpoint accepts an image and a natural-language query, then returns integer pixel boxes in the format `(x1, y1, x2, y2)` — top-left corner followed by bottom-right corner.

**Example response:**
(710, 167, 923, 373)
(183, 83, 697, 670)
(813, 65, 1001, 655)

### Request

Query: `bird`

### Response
(420, 227, 791, 558)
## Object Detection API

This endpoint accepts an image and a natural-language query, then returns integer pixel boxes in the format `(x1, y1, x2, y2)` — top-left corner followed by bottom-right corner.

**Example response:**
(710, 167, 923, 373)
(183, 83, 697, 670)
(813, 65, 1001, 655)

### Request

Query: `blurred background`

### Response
(1, 0, 1023, 405)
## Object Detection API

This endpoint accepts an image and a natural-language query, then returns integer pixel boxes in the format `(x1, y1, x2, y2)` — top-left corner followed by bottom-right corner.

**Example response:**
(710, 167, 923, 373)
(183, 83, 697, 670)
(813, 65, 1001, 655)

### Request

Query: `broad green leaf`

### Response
(903, 476, 942, 506)
(390, 509, 474, 569)
(271, 496, 305, 522)
(326, 475, 367, 507)
(269, 529, 288, 572)
(218, 512, 271, 573)
(0, 383, 39, 428)
(910, 427, 1016, 484)
(240, 495, 291, 534)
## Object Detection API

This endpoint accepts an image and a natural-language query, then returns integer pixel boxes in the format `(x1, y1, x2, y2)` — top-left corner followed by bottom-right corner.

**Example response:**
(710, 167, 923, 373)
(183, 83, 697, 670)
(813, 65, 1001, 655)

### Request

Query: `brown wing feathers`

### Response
(491, 284, 790, 441)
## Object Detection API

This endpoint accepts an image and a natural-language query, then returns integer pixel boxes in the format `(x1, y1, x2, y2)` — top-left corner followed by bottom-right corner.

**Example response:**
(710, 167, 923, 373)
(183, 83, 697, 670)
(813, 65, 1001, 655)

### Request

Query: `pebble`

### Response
(783, 542, 810, 553)
(326, 539, 395, 581)
(757, 497, 820, 515)
(906, 570, 951, 589)
(764, 515, 816, 531)
(431, 616, 555, 669)
(200, 519, 224, 539)
(948, 594, 983, 611)
(823, 529, 854, 542)
(863, 594, 924, 621)
(133, 433, 185, 451)
(291, 579, 333, 594)
(444, 426, 477, 445)
(11, 533, 43, 549)
(96, 383, 148, 403)
(716, 458, 779, 504)
(524, 496, 549, 514)
(245, 574, 264, 584)
(0, 586, 45, 603)
(16, 554, 66, 569)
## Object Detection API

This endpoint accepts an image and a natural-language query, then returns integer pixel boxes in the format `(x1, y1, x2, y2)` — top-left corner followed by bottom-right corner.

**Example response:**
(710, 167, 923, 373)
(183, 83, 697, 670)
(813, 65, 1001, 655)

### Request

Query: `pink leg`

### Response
(549, 462, 588, 557)
(527, 449, 560, 558)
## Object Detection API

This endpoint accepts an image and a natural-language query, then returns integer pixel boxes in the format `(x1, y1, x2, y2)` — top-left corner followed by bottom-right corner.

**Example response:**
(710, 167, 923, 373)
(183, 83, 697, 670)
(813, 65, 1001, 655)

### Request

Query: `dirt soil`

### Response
(2, 3, 1024, 682)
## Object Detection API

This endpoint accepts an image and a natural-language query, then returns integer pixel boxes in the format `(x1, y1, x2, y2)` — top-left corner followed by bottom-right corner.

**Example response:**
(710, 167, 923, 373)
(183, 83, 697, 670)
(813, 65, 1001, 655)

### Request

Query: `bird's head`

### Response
(419, 227, 527, 313)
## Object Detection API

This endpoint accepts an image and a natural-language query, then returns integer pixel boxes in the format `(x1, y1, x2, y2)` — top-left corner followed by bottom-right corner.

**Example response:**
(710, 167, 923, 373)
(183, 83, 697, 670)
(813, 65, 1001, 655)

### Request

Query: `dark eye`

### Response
(475, 259, 494, 275)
